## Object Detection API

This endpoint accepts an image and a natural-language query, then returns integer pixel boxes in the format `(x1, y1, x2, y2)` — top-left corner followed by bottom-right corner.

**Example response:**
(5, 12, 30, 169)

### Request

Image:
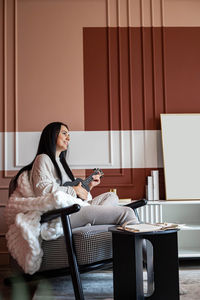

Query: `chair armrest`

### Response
(125, 198, 147, 210)
(40, 204, 81, 224)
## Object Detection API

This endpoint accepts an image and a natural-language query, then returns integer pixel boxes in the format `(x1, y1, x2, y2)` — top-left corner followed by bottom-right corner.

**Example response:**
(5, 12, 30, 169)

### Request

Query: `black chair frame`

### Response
(4, 199, 147, 300)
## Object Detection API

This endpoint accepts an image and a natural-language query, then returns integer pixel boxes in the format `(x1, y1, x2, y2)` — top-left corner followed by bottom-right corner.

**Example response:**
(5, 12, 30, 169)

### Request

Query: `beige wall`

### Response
(1, 0, 200, 265)
(2, 0, 200, 131)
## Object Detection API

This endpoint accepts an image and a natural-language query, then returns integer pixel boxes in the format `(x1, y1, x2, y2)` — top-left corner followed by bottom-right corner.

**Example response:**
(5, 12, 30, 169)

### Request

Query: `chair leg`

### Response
(69, 264, 84, 300)
(28, 282, 38, 299)
(61, 214, 85, 300)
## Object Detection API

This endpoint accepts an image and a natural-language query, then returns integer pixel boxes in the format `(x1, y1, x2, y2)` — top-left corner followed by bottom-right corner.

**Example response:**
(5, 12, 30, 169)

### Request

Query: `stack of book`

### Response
(147, 170, 159, 201)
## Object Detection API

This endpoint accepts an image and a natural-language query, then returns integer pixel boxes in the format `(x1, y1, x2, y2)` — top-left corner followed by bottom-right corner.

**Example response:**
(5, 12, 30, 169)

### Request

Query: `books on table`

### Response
(117, 222, 184, 233)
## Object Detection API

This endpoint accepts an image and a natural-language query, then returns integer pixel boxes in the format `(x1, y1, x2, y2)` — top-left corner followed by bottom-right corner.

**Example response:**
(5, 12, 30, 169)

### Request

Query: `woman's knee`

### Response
(95, 191, 119, 206)
(106, 192, 119, 205)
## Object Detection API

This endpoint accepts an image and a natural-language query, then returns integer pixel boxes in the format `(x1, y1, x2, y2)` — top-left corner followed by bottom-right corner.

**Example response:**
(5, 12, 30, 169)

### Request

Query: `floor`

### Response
(1, 260, 200, 300)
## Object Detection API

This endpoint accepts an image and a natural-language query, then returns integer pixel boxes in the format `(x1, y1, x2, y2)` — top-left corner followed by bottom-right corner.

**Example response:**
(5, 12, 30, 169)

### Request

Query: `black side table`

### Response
(109, 227, 180, 300)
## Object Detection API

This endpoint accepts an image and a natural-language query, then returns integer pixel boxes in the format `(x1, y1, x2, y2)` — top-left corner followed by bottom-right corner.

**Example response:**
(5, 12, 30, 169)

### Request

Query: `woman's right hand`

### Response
(73, 182, 88, 200)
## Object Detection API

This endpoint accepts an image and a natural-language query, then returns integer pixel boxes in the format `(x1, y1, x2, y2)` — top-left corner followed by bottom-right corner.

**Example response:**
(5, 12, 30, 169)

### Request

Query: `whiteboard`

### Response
(161, 114, 200, 200)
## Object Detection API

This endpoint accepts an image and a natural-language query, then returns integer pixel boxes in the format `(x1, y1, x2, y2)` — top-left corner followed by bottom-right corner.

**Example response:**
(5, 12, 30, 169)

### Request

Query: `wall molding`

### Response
(0, 130, 163, 171)
(3, 0, 8, 178)
(3, 0, 17, 177)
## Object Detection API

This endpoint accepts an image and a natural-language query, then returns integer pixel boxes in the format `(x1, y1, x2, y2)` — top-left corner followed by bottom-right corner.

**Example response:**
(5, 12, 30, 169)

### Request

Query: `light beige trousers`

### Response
(70, 192, 138, 228)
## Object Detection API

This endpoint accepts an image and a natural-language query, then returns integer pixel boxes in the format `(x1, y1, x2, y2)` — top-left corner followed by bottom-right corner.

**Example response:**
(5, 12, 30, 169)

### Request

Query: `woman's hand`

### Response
(73, 182, 88, 200)
(89, 174, 101, 191)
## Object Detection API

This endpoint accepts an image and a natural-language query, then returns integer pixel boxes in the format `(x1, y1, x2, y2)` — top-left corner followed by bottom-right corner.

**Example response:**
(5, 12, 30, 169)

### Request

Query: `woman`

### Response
(6, 122, 139, 274)
(10, 122, 138, 228)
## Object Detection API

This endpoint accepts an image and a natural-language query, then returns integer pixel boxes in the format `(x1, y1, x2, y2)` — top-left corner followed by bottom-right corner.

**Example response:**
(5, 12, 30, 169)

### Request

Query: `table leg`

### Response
(144, 232, 179, 300)
(112, 233, 144, 300)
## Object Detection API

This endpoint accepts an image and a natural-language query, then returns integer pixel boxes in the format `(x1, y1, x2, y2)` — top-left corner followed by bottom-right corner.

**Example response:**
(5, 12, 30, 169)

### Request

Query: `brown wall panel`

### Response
(0, 168, 165, 202)
(129, 27, 145, 130)
(84, 27, 200, 131)
(130, 27, 166, 129)
(0, 207, 7, 234)
(84, 27, 134, 131)
(84, 27, 167, 131)
(107, 28, 121, 130)
(141, 27, 156, 129)
(87, 168, 165, 200)
(117, 28, 132, 130)
(0, 189, 9, 206)
(163, 27, 200, 113)
(130, 27, 166, 130)
(0, 171, 12, 189)
(152, 28, 166, 128)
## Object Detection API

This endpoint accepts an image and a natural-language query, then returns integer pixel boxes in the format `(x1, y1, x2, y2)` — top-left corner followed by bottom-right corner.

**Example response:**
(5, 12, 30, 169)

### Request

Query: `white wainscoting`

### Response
(0, 130, 163, 170)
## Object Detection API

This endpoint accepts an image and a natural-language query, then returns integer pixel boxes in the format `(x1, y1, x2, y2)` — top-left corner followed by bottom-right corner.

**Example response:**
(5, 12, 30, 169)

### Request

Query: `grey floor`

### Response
(1, 261, 200, 300)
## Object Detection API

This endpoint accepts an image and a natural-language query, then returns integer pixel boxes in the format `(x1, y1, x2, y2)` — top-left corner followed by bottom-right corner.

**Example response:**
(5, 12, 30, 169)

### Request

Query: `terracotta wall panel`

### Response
(163, 27, 200, 112)
(84, 27, 166, 131)
(117, 28, 132, 130)
(84, 27, 143, 131)
(0, 189, 9, 206)
(0, 207, 7, 234)
(141, 27, 156, 129)
(129, 27, 145, 130)
(152, 27, 166, 128)
(87, 168, 165, 200)
(84, 26, 200, 130)
(107, 28, 121, 130)
(0, 172, 11, 188)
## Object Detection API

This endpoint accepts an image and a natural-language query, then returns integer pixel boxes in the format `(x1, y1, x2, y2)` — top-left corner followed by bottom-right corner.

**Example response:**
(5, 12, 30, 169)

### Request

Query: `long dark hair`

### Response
(11, 122, 75, 194)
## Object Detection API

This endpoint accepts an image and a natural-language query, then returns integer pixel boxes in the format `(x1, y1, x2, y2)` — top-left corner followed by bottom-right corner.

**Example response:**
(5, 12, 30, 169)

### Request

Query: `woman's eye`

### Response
(62, 132, 69, 136)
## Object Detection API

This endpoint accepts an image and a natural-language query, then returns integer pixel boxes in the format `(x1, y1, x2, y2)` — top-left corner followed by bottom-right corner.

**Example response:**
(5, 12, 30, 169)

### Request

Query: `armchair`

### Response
(4, 199, 147, 300)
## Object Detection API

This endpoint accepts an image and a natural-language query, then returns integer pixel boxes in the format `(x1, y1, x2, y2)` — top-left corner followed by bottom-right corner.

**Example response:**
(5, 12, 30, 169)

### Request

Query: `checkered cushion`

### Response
(40, 224, 113, 271)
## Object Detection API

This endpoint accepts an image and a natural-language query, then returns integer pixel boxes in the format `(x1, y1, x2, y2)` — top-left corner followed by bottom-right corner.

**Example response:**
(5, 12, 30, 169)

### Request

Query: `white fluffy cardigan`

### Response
(5, 160, 90, 275)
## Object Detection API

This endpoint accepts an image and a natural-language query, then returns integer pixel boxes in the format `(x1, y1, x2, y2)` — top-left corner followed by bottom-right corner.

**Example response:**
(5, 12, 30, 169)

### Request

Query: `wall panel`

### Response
(0, 188, 8, 205)
(84, 27, 167, 131)
(163, 27, 200, 113)
(0, 207, 7, 234)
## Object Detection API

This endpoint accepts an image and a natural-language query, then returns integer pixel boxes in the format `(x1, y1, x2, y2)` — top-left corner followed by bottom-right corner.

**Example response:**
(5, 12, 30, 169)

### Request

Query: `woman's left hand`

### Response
(89, 174, 101, 190)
